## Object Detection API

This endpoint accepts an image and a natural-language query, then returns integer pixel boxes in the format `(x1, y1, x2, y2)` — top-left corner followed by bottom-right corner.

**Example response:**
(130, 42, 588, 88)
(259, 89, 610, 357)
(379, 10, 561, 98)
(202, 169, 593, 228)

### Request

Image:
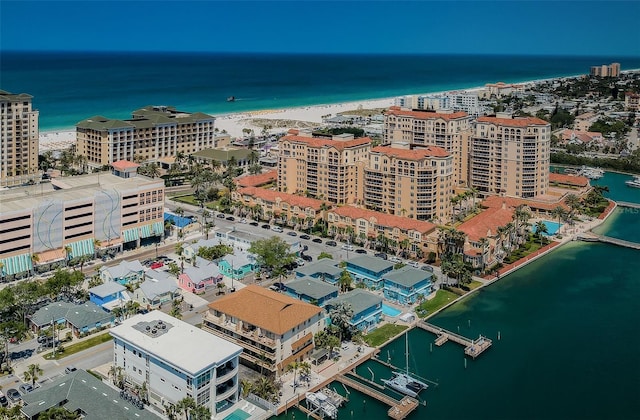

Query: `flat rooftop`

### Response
(0, 173, 163, 214)
(110, 310, 242, 375)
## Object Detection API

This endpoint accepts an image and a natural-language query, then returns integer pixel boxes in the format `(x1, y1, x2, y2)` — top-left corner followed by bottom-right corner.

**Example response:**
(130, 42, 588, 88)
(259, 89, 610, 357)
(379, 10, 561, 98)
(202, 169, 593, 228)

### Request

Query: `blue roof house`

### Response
(345, 255, 394, 290)
(89, 282, 127, 309)
(134, 269, 181, 308)
(382, 267, 434, 305)
(325, 289, 383, 333)
(284, 277, 339, 306)
(99, 260, 145, 286)
(218, 252, 257, 280)
(294, 260, 343, 285)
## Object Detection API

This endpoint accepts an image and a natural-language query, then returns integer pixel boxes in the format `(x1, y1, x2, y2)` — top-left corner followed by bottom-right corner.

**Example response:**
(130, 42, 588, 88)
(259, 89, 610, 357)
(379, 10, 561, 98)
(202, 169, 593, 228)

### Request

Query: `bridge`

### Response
(417, 322, 492, 359)
(616, 201, 640, 209)
(577, 233, 640, 250)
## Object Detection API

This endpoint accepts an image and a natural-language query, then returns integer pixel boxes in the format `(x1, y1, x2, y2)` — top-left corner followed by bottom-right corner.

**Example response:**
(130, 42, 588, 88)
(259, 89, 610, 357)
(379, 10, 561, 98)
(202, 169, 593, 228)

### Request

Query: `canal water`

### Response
(278, 171, 640, 419)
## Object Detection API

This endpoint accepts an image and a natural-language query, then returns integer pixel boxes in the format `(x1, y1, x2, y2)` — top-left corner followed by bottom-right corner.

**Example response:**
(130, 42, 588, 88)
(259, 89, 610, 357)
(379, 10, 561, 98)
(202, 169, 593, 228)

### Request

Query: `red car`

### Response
(150, 261, 164, 269)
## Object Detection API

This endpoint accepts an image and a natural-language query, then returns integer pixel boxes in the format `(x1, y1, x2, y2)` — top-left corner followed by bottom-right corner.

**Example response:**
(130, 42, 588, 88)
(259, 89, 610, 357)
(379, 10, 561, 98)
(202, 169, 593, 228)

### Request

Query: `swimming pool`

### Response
(223, 409, 250, 420)
(532, 220, 562, 236)
(382, 303, 401, 317)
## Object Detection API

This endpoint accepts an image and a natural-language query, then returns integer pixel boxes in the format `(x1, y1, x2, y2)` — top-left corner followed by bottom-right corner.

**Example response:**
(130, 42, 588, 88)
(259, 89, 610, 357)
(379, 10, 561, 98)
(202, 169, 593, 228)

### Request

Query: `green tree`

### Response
(534, 221, 549, 245)
(38, 406, 80, 419)
(248, 236, 295, 273)
(317, 252, 333, 260)
(24, 363, 44, 385)
(170, 299, 182, 319)
(197, 245, 233, 261)
(338, 269, 353, 293)
(328, 302, 355, 343)
(175, 397, 196, 420)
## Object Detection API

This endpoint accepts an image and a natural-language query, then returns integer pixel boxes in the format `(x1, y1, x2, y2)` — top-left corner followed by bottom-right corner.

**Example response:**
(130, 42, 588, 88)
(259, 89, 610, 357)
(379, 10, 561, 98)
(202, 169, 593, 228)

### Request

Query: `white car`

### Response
(407, 260, 419, 268)
(295, 258, 305, 266)
(271, 226, 283, 233)
(341, 244, 354, 251)
(389, 256, 402, 263)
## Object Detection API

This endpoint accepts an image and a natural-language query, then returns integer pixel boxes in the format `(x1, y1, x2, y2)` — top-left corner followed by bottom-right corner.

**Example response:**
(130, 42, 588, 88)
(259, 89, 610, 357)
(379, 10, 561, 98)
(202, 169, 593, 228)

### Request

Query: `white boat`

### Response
(305, 391, 338, 419)
(625, 175, 640, 188)
(579, 166, 604, 180)
(382, 333, 428, 398)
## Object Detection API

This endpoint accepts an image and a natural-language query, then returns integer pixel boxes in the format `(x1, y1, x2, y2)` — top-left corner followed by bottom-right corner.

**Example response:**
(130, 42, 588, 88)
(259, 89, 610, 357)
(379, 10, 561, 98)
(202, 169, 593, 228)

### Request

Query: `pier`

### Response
(577, 233, 640, 250)
(335, 374, 419, 420)
(296, 403, 323, 420)
(417, 322, 492, 359)
(616, 201, 640, 209)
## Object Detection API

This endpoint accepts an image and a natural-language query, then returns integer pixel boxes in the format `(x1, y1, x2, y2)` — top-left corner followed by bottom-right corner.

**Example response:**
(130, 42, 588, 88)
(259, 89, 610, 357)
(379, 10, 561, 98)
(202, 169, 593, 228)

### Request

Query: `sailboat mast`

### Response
(405, 332, 409, 375)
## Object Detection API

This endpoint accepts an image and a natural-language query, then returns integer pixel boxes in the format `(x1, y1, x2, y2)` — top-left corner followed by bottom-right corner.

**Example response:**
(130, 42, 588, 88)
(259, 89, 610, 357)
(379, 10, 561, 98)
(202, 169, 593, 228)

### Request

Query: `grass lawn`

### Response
(44, 332, 113, 360)
(172, 194, 203, 206)
(503, 235, 550, 265)
(363, 323, 408, 347)
(417, 289, 459, 317)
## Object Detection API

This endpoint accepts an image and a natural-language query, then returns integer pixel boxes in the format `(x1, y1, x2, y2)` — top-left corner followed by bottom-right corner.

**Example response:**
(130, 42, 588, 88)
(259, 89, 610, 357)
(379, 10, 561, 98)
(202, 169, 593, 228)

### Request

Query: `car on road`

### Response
(301, 254, 313, 262)
(150, 261, 164, 270)
(216, 213, 226, 219)
(65, 366, 78, 374)
(6, 389, 20, 403)
(341, 244, 354, 251)
(407, 260, 419, 268)
(225, 216, 235, 221)
(271, 226, 283, 233)
(421, 265, 434, 272)
(326, 241, 337, 247)
(249, 221, 259, 227)
(19, 384, 33, 394)
(240, 218, 247, 224)
(312, 238, 322, 244)
(261, 224, 271, 230)
(0, 393, 8, 407)
(295, 258, 305, 266)
(300, 234, 311, 240)
(287, 231, 297, 237)
(374, 252, 387, 260)
(389, 256, 402, 263)
(355, 248, 367, 254)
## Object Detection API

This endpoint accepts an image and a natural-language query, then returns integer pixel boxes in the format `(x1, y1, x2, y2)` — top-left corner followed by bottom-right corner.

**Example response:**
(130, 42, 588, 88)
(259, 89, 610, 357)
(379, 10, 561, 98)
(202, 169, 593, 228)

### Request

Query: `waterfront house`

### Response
(178, 257, 222, 294)
(88, 282, 128, 310)
(134, 269, 181, 308)
(325, 289, 383, 333)
(203, 285, 324, 376)
(99, 260, 145, 286)
(382, 266, 433, 305)
(283, 277, 339, 307)
(345, 255, 394, 290)
(294, 260, 343, 285)
(218, 252, 257, 280)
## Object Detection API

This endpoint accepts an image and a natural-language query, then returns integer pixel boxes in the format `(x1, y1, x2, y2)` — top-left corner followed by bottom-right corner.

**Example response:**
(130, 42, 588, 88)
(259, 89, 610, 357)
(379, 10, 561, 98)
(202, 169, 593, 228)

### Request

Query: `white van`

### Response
(271, 226, 283, 233)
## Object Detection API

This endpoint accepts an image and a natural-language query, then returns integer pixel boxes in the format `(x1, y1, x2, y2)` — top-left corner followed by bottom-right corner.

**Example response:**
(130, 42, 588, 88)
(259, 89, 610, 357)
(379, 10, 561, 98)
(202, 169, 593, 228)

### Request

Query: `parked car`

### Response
(341, 244, 354, 251)
(389, 256, 402, 263)
(271, 226, 283, 233)
(225, 216, 235, 222)
(287, 231, 297, 237)
(18, 384, 33, 394)
(326, 241, 337, 247)
(0, 393, 8, 407)
(239, 218, 247, 224)
(295, 258, 305, 266)
(250, 221, 259, 227)
(6, 389, 20, 403)
(301, 254, 313, 262)
(150, 261, 164, 270)
(65, 366, 78, 374)
(216, 213, 226, 219)
(421, 265, 434, 272)
(300, 234, 311, 240)
(374, 252, 388, 260)
(355, 248, 367, 254)
(261, 224, 271, 230)
(407, 260, 419, 268)
(312, 238, 323, 244)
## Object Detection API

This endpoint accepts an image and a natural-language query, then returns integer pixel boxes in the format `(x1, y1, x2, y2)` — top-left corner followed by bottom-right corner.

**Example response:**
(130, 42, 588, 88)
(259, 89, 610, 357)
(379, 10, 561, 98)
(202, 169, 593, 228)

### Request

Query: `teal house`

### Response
(345, 255, 394, 290)
(284, 277, 339, 307)
(325, 289, 383, 333)
(382, 267, 433, 305)
(218, 252, 257, 280)
(295, 260, 343, 286)
(99, 260, 145, 286)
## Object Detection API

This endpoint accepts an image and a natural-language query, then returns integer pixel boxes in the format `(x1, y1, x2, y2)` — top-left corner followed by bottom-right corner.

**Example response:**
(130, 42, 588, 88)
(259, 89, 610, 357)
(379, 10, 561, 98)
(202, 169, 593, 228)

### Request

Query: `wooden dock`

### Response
(335, 374, 419, 419)
(577, 233, 640, 250)
(617, 201, 640, 209)
(417, 321, 492, 359)
(296, 403, 323, 420)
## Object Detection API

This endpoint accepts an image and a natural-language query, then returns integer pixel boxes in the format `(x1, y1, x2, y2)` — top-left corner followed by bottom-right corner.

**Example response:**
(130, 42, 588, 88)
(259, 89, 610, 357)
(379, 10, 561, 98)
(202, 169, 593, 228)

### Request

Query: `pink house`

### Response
(178, 257, 223, 294)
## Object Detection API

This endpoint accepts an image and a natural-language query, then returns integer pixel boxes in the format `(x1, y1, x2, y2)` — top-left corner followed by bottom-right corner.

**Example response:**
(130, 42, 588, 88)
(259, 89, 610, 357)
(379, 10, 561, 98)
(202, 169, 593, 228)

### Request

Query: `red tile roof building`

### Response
(364, 145, 454, 223)
(383, 106, 472, 186)
(278, 132, 372, 204)
(470, 115, 551, 199)
(235, 169, 277, 188)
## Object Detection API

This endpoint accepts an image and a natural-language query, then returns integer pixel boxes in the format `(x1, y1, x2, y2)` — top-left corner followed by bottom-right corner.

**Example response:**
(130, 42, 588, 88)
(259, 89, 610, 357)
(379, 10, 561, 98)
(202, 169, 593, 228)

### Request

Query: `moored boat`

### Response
(625, 175, 640, 188)
(382, 333, 428, 398)
(226, 96, 236, 102)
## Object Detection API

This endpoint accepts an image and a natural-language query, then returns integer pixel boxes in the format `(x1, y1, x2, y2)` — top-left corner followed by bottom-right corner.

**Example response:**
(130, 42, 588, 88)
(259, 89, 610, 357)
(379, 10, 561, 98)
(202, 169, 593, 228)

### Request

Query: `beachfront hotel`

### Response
(0, 90, 40, 187)
(76, 105, 216, 169)
(277, 130, 371, 204)
(364, 144, 454, 223)
(382, 106, 472, 186)
(0, 164, 164, 279)
(203, 285, 324, 376)
(110, 311, 243, 416)
(590, 62, 620, 78)
(469, 114, 551, 198)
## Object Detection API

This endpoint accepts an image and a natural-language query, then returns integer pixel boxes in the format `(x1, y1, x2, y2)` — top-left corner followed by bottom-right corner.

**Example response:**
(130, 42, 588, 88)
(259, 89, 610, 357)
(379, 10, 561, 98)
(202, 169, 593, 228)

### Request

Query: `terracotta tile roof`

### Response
(281, 135, 371, 151)
(331, 206, 437, 234)
(371, 145, 449, 159)
(476, 116, 549, 127)
(549, 173, 590, 187)
(458, 206, 515, 242)
(561, 129, 602, 143)
(237, 187, 324, 210)
(482, 195, 569, 212)
(111, 160, 140, 170)
(236, 170, 278, 187)
(208, 285, 322, 335)
(386, 106, 468, 121)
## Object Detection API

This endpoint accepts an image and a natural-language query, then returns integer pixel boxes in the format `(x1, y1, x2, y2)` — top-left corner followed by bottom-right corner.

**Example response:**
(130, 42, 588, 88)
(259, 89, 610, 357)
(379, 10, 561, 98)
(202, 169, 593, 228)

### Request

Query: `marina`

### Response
(417, 322, 492, 359)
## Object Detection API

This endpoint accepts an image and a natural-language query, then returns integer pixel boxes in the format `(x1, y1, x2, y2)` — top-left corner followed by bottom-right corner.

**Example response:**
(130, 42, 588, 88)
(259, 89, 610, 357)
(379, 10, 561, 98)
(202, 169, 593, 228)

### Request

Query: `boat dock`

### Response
(617, 201, 640, 209)
(297, 403, 323, 420)
(577, 233, 640, 250)
(417, 321, 492, 359)
(335, 374, 419, 419)
(320, 387, 348, 407)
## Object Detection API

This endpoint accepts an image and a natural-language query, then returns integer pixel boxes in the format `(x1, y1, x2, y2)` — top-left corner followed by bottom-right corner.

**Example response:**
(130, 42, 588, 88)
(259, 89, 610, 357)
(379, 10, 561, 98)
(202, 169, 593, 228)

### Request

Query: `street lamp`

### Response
(155, 243, 159, 259)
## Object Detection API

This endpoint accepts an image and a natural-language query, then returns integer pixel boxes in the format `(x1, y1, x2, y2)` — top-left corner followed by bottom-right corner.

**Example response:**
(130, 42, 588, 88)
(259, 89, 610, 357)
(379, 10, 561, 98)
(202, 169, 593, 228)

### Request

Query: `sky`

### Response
(1, 1, 639, 56)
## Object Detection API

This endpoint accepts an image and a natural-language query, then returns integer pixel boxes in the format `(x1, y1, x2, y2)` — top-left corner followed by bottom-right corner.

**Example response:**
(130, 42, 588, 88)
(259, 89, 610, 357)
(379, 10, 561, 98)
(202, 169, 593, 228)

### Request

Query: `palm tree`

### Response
(338, 269, 353, 293)
(564, 193, 582, 216)
(550, 206, 567, 232)
(240, 378, 253, 398)
(175, 397, 195, 420)
(535, 221, 548, 246)
(328, 302, 354, 343)
(38, 406, 79, 419)
(287, 361, 302, 390)
(23, 363, 43, 385)
(64, 245, 73, 265)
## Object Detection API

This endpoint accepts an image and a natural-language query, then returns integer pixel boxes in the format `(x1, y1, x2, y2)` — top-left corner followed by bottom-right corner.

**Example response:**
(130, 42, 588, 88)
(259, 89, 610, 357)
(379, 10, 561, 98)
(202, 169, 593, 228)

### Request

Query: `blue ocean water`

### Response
(2, 52, 640, 130)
